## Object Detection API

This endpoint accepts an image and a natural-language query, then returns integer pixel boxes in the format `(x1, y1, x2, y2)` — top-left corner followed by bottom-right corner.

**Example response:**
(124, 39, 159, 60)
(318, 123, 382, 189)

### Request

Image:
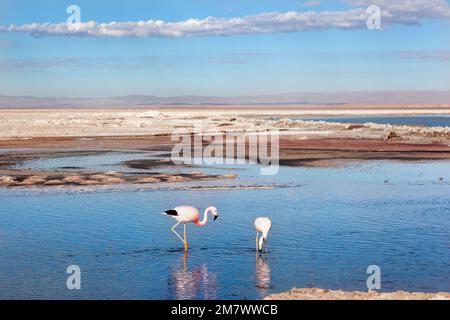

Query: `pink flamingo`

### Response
(163, 206, 219, 251)
(254, 217, 272, 253)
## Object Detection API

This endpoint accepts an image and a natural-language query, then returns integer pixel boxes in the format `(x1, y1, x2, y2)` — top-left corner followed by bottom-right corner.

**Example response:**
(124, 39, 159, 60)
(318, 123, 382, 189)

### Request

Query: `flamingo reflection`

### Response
(255, 255, 271, 298)
(169, 252, 218, 300)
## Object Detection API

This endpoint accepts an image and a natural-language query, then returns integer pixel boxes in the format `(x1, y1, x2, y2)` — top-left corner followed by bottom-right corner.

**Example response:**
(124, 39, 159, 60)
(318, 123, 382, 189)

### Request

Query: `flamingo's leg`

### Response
(171, 221, 186, 246)
(183, 224, 189, 251)
(255, 232, 259, 251)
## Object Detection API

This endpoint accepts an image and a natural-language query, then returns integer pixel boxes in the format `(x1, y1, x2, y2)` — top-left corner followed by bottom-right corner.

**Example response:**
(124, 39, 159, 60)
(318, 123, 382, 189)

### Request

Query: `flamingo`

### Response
(254, 217, 272, 253)
(163, 206, 219, 251)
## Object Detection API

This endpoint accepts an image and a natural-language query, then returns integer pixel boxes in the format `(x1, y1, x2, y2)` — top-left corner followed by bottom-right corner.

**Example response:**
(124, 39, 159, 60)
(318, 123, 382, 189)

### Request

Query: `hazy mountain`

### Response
(0, 91, 449, 108)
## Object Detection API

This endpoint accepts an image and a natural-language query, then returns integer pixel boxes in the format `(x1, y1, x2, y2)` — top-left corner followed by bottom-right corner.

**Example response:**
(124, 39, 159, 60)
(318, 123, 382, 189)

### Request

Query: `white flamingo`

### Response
(254, 217, 272, 253)
(163, 206, 219, 251)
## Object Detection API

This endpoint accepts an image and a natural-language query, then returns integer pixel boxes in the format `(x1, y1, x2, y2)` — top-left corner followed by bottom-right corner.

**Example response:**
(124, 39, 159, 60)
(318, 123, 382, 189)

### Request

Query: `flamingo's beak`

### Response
(213, 214, 219, 221)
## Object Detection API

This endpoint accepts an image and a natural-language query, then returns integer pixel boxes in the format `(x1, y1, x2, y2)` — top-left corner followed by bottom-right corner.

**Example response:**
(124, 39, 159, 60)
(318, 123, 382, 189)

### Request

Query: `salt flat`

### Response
(1, 105, 450, 139)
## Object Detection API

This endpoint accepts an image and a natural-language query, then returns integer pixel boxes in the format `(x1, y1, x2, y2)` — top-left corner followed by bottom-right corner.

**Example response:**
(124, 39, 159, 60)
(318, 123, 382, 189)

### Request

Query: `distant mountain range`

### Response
(1, 91, 450, 108)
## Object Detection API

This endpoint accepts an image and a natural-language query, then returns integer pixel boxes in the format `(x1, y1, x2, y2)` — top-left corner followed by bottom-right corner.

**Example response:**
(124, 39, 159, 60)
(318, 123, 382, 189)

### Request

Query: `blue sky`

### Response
(0, 0, 450, 97)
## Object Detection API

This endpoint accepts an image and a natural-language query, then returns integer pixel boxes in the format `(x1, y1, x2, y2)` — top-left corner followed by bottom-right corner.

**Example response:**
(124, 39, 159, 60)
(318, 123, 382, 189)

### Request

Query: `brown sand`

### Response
(265, 288, 450, 300)
(0, 169, 237, 188)
(2, 134, 450, 171)
(0, 148, 237, 187)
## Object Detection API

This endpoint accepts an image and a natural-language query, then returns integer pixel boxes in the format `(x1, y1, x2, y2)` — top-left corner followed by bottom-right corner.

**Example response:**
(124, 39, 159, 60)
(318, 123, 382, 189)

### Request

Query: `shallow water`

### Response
(0, 156, 449, 299)
(293, 115, 450, 127)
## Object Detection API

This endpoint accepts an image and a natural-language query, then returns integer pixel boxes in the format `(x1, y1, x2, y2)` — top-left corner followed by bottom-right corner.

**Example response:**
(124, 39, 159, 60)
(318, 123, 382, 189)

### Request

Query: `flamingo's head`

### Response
(258, 233, 268, 252)
(210, 207, 219, 221)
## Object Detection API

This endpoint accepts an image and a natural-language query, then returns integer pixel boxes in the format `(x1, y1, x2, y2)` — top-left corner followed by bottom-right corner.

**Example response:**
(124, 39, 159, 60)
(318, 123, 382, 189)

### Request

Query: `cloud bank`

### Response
(0, 0, 449, 38)
(398, 50, 450, 61)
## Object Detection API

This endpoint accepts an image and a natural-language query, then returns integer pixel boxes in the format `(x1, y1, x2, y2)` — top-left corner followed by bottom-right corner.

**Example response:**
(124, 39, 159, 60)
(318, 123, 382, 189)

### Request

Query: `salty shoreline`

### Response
(1, 106, 450, 187)
(264, 288, 450, 300)
(1, 106, 450, 139)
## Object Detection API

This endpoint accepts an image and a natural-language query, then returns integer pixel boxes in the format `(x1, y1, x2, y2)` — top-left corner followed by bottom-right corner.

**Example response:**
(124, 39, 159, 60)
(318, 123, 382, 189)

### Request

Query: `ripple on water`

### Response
(0, 160, 449, 298)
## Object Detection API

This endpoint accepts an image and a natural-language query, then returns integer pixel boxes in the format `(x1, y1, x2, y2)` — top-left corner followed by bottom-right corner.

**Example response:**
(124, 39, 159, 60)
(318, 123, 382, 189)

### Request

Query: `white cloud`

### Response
(0, 0, 449, 38)
(347, 0, 450, 24)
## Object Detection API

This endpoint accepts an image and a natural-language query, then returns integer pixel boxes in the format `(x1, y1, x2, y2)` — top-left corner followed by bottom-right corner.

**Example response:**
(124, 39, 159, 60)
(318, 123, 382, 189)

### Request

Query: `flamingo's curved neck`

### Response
(195, 207, 213, 226)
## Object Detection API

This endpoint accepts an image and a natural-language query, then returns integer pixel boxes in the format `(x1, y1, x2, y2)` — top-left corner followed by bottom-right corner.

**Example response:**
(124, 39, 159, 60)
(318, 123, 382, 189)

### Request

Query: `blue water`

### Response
(0, 157, 449, 299)
(293, 115, 450, 127)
